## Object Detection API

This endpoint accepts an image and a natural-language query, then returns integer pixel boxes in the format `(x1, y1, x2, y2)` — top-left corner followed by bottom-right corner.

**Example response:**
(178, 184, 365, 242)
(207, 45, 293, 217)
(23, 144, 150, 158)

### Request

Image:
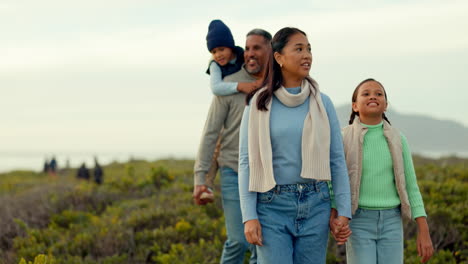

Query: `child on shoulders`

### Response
(206, 19, 260, 96)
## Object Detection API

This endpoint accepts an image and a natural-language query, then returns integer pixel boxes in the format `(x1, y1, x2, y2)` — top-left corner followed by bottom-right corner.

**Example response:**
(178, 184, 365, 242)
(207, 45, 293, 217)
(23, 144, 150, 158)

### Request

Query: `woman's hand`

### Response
(333, 216, 351, 245)
(329, 209, 351, 245)
(416, 217, 433, 263)
(244, 219, 263, 246)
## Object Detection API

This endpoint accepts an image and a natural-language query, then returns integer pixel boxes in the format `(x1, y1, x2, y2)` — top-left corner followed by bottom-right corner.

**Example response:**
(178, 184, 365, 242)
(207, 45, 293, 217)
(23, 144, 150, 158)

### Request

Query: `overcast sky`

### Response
(1, 0, 467, 159)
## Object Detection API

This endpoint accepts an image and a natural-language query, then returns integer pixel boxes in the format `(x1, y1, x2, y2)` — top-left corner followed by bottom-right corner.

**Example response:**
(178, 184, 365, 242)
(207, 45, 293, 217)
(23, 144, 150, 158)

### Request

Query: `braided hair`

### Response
(349, 78, 391, 125)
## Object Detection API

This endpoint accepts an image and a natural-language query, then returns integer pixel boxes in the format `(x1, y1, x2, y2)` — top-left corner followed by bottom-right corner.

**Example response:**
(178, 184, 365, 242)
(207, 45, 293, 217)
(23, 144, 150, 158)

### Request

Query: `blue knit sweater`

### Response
(238, 86, 352, 222)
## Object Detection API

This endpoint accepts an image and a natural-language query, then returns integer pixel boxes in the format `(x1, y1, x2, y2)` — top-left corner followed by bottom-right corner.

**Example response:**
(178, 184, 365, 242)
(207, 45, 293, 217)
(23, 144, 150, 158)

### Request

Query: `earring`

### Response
(280, 63, 283, 68)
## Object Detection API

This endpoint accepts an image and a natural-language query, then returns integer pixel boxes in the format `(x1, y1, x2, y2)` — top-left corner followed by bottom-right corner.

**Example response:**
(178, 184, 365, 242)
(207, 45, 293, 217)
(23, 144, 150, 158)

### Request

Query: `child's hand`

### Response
(253, 79, 264, 89)
(237, 80, 263, 94)
(332, 216, 351, 245)
(329, 209, 352, 245)
(416, 217, 433, 263)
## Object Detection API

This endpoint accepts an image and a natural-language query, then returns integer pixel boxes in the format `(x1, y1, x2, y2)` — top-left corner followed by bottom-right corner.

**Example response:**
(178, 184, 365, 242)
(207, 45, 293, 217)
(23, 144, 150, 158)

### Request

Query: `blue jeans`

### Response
(256, 181, 331, 264)
(346, 208, 403, 264)
(220, 167, 256, 264)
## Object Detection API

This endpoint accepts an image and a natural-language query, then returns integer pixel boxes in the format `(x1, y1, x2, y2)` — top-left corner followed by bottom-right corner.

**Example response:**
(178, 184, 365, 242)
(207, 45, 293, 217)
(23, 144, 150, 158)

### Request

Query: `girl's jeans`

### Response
(346, 207, 403, 264)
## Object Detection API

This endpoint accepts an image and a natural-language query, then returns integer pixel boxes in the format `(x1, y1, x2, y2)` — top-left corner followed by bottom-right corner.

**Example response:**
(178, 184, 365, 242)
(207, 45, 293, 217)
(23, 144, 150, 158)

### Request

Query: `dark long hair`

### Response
(246, 27, 307, 110)
(349, 78, 391, 125)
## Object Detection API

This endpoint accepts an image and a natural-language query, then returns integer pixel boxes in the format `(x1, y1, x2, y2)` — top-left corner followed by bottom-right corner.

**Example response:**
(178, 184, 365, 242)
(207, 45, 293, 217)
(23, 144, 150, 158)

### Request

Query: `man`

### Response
(193, 29, 272, 264)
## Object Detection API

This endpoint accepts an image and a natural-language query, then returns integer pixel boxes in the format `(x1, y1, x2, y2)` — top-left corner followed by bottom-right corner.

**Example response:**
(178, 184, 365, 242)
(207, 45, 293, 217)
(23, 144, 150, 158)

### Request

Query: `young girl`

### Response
(341, 78, 434, 263)
(200, 19, 261, 203)
(238, 27, 351, 264)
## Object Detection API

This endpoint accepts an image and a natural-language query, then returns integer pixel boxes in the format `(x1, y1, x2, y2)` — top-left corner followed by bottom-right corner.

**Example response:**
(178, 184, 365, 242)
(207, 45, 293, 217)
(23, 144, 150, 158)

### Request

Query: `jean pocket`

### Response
(353, 208, 363, 218)
(389, 207, 401, 217)
(318, 182, 331, 201)
(257, 190, 276, 204)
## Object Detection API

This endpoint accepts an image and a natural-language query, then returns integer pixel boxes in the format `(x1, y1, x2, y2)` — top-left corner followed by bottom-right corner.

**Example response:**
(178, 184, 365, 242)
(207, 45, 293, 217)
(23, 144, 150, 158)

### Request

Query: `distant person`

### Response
(194, 28, 272, 264)
(65, 158, 71, 170)
(77, 163, 90, 180)
(48, 156, 58, 177)
(201, 19, 264, 203)
(337, 78, 433, 263)
(43, 159, 49, 174)
(93, 158, 104, 184)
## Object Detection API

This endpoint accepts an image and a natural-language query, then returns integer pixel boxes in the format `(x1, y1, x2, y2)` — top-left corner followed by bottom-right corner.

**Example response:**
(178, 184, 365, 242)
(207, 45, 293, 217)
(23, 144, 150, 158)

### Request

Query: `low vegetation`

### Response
(0, 156, 466, 263)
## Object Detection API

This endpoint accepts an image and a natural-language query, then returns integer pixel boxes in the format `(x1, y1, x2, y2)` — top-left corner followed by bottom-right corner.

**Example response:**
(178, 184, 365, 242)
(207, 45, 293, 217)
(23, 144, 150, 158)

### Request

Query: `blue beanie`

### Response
(206, 19, 235, 52)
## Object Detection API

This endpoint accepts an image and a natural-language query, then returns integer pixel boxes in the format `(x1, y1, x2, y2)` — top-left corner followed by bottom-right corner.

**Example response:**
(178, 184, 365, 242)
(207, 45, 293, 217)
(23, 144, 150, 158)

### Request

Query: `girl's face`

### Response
(352, 81, 388, 119)
(211, 47, 235, 66)
(274, 33, 312, 82)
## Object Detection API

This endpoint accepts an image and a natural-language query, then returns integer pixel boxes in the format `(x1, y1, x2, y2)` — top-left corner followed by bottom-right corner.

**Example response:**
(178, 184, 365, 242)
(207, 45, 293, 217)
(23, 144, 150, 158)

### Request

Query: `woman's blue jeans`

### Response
(220, 167, 256, 264)
(256, 181, 331, 264)
(346, 207, 403, 264)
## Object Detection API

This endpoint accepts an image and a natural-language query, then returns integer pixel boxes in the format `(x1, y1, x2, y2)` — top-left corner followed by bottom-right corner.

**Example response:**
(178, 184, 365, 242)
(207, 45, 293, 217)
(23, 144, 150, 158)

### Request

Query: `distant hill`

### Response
(335, 105, 468, 155)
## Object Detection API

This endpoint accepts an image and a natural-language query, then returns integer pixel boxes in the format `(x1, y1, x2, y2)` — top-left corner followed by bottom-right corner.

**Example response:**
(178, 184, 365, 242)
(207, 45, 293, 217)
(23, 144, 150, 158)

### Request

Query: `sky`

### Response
(1, 0, 467, 166)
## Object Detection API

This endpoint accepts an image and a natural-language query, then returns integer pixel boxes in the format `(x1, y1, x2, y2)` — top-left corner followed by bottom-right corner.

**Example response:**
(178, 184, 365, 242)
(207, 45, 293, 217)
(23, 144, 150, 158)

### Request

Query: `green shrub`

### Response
(1, 158, 466, 263)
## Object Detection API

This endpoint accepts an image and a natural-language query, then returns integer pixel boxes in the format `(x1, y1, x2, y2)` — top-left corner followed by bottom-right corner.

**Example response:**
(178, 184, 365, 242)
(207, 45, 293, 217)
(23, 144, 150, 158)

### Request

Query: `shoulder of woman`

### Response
(319, 93, 334, 110)
(320, 92, 331, 102)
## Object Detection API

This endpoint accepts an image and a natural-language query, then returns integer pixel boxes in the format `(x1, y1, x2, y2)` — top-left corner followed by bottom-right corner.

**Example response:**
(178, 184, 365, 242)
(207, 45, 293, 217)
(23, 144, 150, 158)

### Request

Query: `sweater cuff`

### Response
(241, 203, 258, 223)
(335, 193, 352, 219)
(411, 205, 427, 220)
(194, 172, 206, 186)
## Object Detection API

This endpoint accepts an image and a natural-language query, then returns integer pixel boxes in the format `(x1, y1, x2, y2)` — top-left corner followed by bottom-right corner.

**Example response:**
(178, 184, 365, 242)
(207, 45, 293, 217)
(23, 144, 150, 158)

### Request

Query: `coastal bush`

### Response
(0, 158, 465, 264)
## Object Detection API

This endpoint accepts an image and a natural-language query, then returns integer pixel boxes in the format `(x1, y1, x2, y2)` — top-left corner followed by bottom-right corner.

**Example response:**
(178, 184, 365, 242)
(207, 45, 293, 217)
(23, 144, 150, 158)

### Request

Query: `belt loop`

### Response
(275, 185, 281, 194)
(314, 181, 319, 192)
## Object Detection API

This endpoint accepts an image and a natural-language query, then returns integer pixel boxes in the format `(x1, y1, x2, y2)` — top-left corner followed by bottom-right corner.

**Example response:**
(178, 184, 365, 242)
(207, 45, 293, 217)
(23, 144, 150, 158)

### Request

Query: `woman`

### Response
(238, 27, 351, 264)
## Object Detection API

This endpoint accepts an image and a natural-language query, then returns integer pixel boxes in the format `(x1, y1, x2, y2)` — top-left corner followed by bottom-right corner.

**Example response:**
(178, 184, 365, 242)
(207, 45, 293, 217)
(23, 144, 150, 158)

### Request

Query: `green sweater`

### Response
(359, 122, 426, 218)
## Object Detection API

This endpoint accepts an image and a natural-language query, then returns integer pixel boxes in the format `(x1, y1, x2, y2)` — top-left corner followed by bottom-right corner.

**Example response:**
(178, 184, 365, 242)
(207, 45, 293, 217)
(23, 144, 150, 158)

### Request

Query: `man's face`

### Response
(244, 35, 270, 77)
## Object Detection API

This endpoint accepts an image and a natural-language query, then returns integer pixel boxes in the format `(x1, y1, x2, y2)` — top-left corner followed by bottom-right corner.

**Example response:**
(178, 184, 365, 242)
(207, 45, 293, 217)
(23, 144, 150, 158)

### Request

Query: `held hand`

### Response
(330, 214, 352, 245)
(329, 208, 340, 240)
(333, 218, 351, 245)
(329, 208, 338, 228)
(192, 185, 208, 205)
(244, 219, 263, 246)
(416, 217, 434, 263)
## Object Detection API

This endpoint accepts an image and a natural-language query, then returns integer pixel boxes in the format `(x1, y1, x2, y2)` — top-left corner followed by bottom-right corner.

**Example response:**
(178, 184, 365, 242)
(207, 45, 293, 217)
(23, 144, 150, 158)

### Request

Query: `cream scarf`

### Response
(248, 77, 331, 192)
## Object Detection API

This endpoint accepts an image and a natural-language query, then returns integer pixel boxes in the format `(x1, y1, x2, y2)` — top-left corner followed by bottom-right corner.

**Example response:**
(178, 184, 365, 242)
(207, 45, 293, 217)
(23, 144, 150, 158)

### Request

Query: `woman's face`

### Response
(275, 33, 312, 82)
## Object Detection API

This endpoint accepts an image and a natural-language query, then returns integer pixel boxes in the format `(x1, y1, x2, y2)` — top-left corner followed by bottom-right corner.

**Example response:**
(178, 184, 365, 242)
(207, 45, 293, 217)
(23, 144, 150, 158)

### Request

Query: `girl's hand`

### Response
(416, 217, 434, 263)
(329, 209, 352, 245)
(333, 216, 352, 245)
(244, 219, 263, 246)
